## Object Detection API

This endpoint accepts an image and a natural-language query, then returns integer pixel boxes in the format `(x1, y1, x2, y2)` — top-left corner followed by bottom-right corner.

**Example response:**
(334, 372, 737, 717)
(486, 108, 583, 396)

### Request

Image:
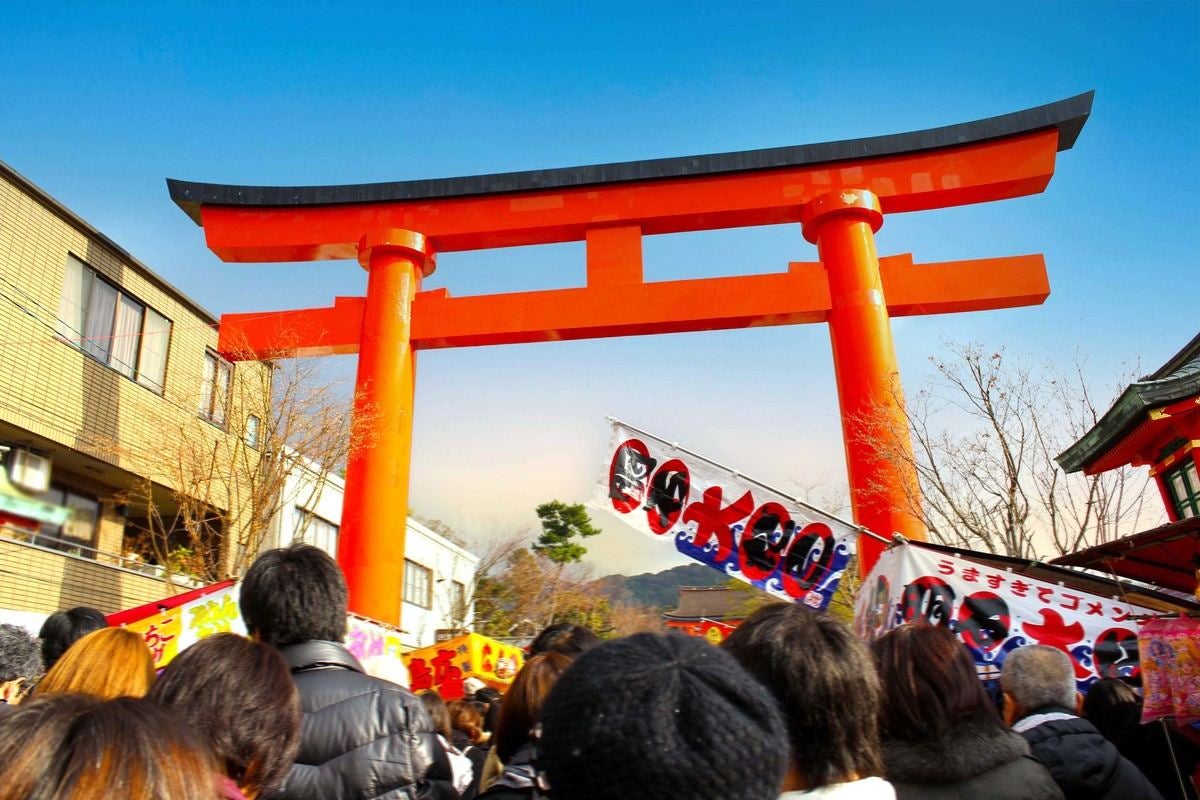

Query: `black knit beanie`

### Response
(536, 632, 787, 800)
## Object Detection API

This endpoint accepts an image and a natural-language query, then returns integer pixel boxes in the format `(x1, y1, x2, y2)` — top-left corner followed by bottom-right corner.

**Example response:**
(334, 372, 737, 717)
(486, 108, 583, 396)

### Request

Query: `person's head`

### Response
(723, 604, 882, 790)
(0, 624, 42, 704)
(240, 544, 348, 648)
(419, 691, 452, 740)
(1000, 645, 1077, 723)
(448, 699, 485, 744)
(0, 694, 218, 799)
(538, 633, 787, 800)
(475, 685, 502, 734)
(38, 606, 108, 671)
(36, 627, 155, 699)
(528, 623, 601, 658)
(149, 633, 301, 799)
(494, 651, 572, 762)
(872, 623, 999, 741)
(1082, 678, 1141, 741)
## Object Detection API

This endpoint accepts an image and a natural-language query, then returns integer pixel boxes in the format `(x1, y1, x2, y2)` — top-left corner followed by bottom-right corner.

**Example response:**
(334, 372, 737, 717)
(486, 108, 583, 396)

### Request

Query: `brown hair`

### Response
(149, 633, 301, 797)
(872, 623, 1000, 741)
(724, 603, 883, 787)
(449, 699, 484, 744)
(494, 651, 572, 762)
(0, 694, 217, 799)
(36, 627, 155, 699)
(419, 690, 453, 739)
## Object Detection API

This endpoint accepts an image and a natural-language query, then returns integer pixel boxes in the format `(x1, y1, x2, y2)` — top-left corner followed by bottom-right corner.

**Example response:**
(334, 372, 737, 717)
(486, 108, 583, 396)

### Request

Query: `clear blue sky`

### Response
(1, 2, 1196, 575)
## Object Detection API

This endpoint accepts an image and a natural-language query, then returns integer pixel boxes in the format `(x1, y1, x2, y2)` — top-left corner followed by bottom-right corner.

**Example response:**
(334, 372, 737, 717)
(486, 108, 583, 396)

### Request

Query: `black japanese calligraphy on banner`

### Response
(855, 544, 1152, 692)
(596, 422, 859, 611)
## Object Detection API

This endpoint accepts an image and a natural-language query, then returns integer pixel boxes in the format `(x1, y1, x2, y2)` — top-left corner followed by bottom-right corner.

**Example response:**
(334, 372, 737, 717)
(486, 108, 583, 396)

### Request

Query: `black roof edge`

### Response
(167, 91, 1094, 226)
(1049, 516, 1200, 567)
(1148, 331, 1200, 380)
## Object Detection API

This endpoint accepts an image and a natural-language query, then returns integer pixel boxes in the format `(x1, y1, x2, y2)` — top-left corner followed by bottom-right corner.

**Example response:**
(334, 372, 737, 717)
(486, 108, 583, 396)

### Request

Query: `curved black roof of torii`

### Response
(168, 92, 1094, 225)
(1057, 331, 1200, 474)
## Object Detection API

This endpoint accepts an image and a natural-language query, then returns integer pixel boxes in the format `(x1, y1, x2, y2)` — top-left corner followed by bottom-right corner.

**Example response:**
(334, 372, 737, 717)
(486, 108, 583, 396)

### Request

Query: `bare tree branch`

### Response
(861, 342, 1164, 559)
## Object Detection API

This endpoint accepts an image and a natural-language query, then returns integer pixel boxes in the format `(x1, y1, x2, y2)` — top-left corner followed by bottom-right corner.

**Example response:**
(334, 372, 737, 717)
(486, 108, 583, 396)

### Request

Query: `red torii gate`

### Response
(169, 93, 1092, 626)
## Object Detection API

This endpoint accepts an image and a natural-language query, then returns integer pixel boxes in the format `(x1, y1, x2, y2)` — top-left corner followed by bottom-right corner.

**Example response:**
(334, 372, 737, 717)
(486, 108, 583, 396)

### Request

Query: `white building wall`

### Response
(399, 519, 480, 650)
(269, 454, 345, 556)
(268, 452, 479, 650)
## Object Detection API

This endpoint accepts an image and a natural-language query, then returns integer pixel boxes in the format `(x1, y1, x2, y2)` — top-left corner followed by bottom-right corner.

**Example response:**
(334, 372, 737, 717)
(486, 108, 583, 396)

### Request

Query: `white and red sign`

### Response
(856, 543, 1154, 689)
(594, 420, 859, 610)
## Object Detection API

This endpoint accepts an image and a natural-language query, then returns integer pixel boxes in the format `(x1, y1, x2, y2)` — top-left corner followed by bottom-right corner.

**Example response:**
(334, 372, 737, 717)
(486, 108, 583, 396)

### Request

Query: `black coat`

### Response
(1016, 706, 1164, 800)
(274, 640, 458, 800)
(1105, 719, 1200, 800)
(884, 715, 1064, 800)
(478, 743, 540, 800)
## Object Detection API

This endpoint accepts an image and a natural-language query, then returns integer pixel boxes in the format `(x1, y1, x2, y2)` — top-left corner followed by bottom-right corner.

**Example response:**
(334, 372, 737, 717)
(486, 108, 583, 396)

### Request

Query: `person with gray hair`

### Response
(0, 623, 42, 705)
(1001, 645, 1162, 800)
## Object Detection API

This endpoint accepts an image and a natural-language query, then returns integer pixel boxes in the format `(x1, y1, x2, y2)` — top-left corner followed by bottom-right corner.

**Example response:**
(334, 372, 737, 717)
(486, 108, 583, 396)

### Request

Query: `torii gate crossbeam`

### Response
(169, 92, 1092, 627)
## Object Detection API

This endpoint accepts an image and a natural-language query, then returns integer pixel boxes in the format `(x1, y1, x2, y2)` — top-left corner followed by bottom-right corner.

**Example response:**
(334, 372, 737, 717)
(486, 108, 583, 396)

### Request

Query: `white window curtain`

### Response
(62, 493, 98, 546)
(82, 279, 117, 363)
(110, 294, 144, 378)
(137, 308, 170, 392)
(199, 353, 216, 415)
(56, 256, 91, 342)
(212, 359, 232, 425)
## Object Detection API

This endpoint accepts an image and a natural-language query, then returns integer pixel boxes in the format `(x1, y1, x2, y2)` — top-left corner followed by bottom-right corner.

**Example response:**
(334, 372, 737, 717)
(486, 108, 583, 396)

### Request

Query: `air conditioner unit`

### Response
(10, 450, 51, 493)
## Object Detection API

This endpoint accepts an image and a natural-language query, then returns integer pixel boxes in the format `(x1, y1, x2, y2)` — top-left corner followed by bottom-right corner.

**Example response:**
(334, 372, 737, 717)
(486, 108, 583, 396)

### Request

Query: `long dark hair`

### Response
(872, 623, 1001, 740)
(1082, 678, 1141, 742)
(149, 633, 301, 796)
(419, 690, 453, 740)
(494, 652, 572, 762)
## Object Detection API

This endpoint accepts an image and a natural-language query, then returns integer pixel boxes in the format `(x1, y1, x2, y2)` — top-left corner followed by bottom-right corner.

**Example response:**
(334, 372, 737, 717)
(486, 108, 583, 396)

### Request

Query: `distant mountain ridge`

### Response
(595, 563, 726, 609)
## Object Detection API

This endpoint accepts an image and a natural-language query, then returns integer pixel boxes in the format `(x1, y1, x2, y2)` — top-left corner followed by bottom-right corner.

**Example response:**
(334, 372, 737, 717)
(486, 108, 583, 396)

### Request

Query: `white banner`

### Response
(855, 543, 1152, 689)
(594, 420, 858, 610)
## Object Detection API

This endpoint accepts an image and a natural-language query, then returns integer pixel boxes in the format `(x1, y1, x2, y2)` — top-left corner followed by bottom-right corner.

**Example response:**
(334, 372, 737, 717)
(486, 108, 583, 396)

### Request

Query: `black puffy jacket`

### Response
(1016, 706, 1164, 800)
(274, 640, 457, 800)
(884, 715, 1064, 800)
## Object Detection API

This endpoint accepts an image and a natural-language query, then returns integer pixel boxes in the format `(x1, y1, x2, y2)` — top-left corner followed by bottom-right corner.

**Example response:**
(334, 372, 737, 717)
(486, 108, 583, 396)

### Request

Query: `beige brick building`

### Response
(0, 159, 270, 614)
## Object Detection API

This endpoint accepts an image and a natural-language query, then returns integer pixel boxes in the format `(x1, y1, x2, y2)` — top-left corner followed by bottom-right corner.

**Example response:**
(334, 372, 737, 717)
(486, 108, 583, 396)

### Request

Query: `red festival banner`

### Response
(594, 420, 860, 611)
(855, 543, 1154, 690)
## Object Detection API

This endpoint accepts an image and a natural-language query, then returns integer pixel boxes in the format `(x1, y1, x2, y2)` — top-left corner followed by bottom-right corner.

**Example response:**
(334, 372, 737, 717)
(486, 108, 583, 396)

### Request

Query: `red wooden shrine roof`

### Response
(1050, 517, 1200, 596)
(1057, 332, 1200, 475)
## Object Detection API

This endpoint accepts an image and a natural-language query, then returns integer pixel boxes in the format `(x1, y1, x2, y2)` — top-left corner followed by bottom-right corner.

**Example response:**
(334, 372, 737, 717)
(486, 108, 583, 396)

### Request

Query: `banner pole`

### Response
(605, 416, 887, 544)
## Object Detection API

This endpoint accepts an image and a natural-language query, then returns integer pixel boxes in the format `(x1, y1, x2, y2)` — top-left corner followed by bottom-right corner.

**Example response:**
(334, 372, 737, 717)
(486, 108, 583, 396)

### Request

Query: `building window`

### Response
(199, 350, 233, 426)
(246, 415, 261, 449)
(57, 255, 171, 393)
(404, 559, 433, 609)
(295, 509, 338, 557)
(33, 486, 98, 555)
(449, 580, 467, 621)
(1165, 458, 1200, 520)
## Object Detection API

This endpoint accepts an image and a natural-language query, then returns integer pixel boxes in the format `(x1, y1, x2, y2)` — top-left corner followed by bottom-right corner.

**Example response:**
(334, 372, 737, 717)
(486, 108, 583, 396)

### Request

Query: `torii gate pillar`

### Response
(803, 189, 923, 569)
(340, 229, 431, 624)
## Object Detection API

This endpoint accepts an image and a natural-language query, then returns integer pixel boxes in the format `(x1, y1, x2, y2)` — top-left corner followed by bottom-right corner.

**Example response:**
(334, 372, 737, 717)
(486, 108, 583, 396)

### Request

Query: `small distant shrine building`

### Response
(663, 586, 746, 644)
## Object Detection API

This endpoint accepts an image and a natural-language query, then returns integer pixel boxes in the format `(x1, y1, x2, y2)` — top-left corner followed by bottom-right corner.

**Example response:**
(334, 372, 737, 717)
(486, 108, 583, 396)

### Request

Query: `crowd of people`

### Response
(0, 542, 1195, 800)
